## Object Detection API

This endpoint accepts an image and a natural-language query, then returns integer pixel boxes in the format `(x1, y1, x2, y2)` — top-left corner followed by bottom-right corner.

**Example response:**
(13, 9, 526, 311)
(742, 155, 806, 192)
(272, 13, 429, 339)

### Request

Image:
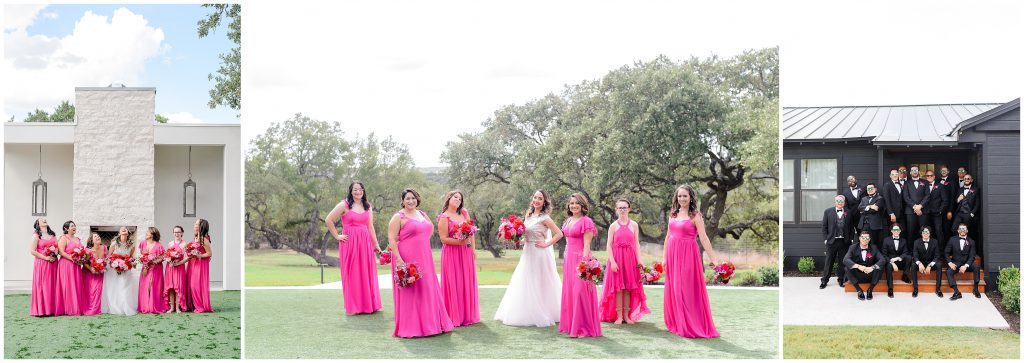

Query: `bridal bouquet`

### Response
(108, 253, 135, 274)
(638, 261, 664, 285)
(393, 263, 421, 288)
(377, 248, 393, 265)
(164, 248, 185, 264)
(185, 241, 202, 258)
(44, 245, 59, 259)
(70, 247, 92, 266)
(451, 219, 478, 241)
(577, 256, 603, 284)
(497, 215, 526, 249)
(712, 261, 736, 284)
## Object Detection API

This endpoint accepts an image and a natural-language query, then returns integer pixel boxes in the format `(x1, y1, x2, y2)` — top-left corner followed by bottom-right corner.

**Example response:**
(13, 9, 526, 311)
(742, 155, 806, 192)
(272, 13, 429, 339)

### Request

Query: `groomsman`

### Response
(857, 183, 886, 249)
(882, 169, 905, 239)
(938, 165, 956, 236)
(956, 167, 968, 190)
(898, 166, 909, 187)
(923, 170, 949, 255)
(952, 173, 980, 239)
(911, 226, 943, 298)
(881, 224, 911, 298)
(946, 223, 981, 300)
(843, 175, 866, 228)
(820, 195, 853, 289)
(844, 231, 885, 300)
(902, 165, 930, 241)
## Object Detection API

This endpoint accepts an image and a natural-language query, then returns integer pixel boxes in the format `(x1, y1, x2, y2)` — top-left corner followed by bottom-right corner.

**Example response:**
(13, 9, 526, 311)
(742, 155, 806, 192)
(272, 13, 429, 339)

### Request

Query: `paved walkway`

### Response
(783, 277, 1008, 328)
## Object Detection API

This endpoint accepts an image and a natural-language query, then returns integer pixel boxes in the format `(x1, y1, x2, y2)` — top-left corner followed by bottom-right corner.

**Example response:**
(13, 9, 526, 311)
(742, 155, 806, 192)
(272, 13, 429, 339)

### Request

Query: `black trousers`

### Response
(926, 212, 945, 249)
(847, 267, 881, 291)
(884, 258, 911, 290)
(821, 239, 848, 284)
(905, 212, 927, 241)
(910, 261, 942, 290)
(941, 211, 953, 243)
(866, 229, 883, 250)
(946, 263, 981, 292)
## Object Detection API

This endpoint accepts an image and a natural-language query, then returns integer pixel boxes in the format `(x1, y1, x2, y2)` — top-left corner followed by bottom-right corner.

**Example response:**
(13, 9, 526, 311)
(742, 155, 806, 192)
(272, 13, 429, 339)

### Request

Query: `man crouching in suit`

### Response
(844, 230, 885, 300)
(911, 226, 942, 298)
(820, 195, 853, 289)
(946, 223, 981, 300)
(881, 223, 911, 298)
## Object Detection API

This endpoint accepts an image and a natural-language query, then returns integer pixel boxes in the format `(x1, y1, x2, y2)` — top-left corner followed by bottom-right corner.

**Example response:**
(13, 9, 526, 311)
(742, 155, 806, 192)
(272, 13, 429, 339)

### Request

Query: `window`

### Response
(782, 160, 794, 222)
(800, 159, 837, 222)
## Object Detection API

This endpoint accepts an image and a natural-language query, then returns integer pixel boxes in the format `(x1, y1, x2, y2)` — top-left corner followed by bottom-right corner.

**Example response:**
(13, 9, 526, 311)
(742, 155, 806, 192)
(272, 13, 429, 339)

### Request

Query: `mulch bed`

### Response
(986, 291, 1020, 333)
(784, 271, 820, 278)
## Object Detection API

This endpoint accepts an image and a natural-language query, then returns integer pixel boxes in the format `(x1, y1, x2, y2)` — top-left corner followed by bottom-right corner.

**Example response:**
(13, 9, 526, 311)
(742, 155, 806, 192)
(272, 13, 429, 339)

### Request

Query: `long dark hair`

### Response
(197, 219, 211, 242)
(670, 185, 698, 218)
(148, 227, 161, 243)
(62, 220, 75, 235)
(440, 190, 465, 216)
(346, 181, 371, 211)
(33, 218, 55, 237)
(525, 189, 552, 218)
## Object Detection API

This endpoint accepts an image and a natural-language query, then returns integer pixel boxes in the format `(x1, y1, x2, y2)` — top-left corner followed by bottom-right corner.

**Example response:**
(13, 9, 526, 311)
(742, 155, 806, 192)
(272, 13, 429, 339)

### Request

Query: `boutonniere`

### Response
(866, 252, 873, 258)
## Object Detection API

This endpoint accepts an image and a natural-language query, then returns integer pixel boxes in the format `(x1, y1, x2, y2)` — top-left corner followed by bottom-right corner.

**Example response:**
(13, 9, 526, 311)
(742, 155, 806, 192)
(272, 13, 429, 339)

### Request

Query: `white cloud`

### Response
(41, 12, 59, 20)
(161, 111, 204, 124)
(4, 4, 47, 31)
(3, 7, 166, 118)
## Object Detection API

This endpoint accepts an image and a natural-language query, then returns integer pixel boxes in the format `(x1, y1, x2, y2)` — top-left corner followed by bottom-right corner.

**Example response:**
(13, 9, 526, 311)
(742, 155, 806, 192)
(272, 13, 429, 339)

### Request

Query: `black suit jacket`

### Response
(821, 207, 852, 246)
(954, 185, 980, 217)
(924, 182, 948, 214)
(857, 195, 886, 231)
(945, 236, 977, 268)
(843, 186, 866, 217)
(912, 238, 940, 267)
(881, 236, 911, 261)
(902, 178, 930, 214)
(844, 243, 885, 269)
(939, 176, 957, 213)
(881, 180, 903, 218)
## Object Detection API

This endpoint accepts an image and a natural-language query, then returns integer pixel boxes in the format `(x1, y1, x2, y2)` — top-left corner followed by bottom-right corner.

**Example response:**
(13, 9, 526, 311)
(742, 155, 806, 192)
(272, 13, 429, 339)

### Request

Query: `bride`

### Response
(102, 226, 140, 315)
(494, 189, 564, 326)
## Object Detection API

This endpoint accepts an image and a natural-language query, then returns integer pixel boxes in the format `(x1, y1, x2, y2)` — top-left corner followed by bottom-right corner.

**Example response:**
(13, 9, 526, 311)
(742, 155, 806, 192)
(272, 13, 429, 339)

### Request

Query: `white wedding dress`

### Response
(494, 213, 562, 326)
(102, 242, 140, 315)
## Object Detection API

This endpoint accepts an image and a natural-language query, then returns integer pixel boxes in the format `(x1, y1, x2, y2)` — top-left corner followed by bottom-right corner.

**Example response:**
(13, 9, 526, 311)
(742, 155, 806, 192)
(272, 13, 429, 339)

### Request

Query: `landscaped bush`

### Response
(798, 257, 815, 274)
(997, 266, 1019, 314)
(757, 265, 779, 286)
(731, 271, 760, 286)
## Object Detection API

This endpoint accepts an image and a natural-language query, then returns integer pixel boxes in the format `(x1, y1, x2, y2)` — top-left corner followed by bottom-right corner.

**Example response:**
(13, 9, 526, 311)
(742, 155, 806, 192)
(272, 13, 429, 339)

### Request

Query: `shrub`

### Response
(732, 271, 760, 286)
(998, 266, 1020, 314)
(798, 257, 815, 274)
(757, 265, 779, 286)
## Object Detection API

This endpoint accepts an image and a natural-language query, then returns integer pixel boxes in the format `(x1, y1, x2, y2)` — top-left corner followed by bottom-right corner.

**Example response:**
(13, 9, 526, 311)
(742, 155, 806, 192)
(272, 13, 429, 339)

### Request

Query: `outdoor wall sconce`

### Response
(32, 145, 47, 216)
(183, 146, 197, 217)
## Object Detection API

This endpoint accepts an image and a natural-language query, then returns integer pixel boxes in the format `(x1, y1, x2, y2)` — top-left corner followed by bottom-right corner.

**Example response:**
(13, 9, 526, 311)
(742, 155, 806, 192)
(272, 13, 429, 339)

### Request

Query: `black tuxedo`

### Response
(857, 195, 886, 247)
(911, 238, 942, 290)
(924, 182, 949, 250)
(902, 178, 930, 241)
(938, 176, 957, 244)
(843, 185, 866, 223)
(952, 185, 980, 234)
(882, 180, 906, 239)
(843, 243, 884, 292)
(944, 235, 980, 292)
(881, 236, 912, 290)
(820, 207, 853, 285)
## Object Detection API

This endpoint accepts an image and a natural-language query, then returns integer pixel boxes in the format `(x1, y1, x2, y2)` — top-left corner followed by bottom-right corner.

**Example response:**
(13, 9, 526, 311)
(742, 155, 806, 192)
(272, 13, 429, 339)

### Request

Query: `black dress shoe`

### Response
(819, 282, 827, 289)
(839, 280, 846, 287)
(857, 291, 866, 300)
(950, 291, 962, 300)
(936, 291, 943, 298)
(888, 291, 894, 298)
(912, 290, 918, 298)
(973, 289, 981, 298)
(866, 291, 873, 300)
(902, 276, 911, 284)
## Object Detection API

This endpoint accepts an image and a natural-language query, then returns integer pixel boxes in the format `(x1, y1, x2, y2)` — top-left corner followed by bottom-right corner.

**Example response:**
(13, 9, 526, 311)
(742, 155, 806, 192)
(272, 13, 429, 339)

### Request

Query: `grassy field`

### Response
(245, 248, 760, 287)
(4, 291, 241, 359)
(245, 287, 778, 359)
(783, 326, 1019, 359)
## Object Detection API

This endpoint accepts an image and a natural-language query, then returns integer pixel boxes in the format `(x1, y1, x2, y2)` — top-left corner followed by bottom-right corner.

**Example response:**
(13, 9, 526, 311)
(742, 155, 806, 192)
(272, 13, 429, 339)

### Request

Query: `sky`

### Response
(3, 4, 238, 124)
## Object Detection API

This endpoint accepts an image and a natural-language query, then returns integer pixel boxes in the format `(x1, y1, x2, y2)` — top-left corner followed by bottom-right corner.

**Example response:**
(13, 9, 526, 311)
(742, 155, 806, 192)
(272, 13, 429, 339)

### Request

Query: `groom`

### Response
(820, 195, 852, 289)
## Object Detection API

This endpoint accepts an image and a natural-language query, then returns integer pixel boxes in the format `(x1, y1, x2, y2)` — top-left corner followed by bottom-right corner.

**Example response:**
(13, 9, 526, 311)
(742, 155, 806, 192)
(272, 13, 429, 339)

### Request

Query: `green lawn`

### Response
(783, 326, 1019, 359)
(245, 288, 778, 359)
(4, 291, 241, 359)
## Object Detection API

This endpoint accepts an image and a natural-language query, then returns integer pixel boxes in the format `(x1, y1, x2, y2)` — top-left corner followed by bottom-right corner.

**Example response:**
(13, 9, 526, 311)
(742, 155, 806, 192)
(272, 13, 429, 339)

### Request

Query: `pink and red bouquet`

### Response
(185, 241, 202, 258)
(451, 219, 479, 241)
(377, 248, 393, 265)
(712, 261, 736, 284)
(498, 215, 526, 249)
(108, 253, 135, 274)
(140, 252, 162, 267)
(90, 258, 106, 274)
(577, 256, 604, 284)
(164, 248, 185, 264)
(638, 261, 664, 285)
(393, 263, 422, 288)
(69, 246, 92, 266)
(44, 245, 59, 259)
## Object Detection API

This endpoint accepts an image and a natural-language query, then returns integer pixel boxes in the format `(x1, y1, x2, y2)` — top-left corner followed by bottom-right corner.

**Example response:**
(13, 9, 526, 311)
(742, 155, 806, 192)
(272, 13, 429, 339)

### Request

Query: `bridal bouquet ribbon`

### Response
(638, 261, 664, 285)
(109, 253, 136, 274)
(164, 248, 185, 264)
(451, 219, 478, 241)
(185, 241, 202, 258)
(712, 261, 736, 284)
(577, 256, 603, 284)
(498, 215, 526, 249)
(393, 263, 421, 288)
(377, 248, 393, 265)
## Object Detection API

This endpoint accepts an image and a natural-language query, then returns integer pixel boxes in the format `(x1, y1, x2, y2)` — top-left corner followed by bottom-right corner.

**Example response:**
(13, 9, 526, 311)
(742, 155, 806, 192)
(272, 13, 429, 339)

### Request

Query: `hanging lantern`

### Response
(32, 145, 47, 216)
(183, 146, 197, 217)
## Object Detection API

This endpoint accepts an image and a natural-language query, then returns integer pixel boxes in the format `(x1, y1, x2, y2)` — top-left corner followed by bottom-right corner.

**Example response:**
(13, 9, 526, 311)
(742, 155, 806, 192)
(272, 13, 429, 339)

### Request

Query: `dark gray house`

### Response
(782, 98, 1020, 285)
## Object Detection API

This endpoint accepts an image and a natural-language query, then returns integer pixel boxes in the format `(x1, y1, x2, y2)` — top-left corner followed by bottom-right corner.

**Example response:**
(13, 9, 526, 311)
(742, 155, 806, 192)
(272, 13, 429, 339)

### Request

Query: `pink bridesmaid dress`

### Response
(391, 210, 454, 338)
(138, 240, 167, 314)
(663, 217, 719, 338)
(338, 200, 382, 315)
(599, 220, 650, 322)
(83, 245, 106, 315)
(188, 238, 214, 313)
(54, 236, 86, 316)
(30, 233, 59, 316)
(438, 209, 480, 326)
(163, 239, 191, 311)
(558, 216, 602, 337)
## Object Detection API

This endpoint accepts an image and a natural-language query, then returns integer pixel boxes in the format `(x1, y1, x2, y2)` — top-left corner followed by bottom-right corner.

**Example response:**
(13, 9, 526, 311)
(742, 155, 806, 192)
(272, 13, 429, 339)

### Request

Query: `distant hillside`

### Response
(418, 166, 447, 185)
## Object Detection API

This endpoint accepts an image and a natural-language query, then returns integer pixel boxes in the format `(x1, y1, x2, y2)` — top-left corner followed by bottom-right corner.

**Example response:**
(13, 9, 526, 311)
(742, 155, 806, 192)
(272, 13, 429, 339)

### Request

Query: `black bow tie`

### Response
(837, 209, 843, 213)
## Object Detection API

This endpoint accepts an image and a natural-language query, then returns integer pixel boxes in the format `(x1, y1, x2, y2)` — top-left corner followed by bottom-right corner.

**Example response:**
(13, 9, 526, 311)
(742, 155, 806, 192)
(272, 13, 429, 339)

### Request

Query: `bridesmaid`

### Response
(164, 225, 191, 313)
(599, 198, 650, 324)
(54, 220, 86, 316)
(437, 190, 480, 327)
(386, 188, 454, 338)
(188, 219, 214, 313)
(30, 218, 58, 316)
(83, 233, 106, 315)
(663, 185, 720, 338)
(558, 193, 602, 337)
(138, 227, 167, 314)
(325, 181, 383, 315)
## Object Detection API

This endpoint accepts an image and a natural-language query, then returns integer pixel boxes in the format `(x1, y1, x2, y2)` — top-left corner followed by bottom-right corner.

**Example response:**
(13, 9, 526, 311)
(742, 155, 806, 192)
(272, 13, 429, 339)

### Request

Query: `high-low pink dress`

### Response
(439, 209, 480, 327)
(54, 236, 86, 316)
(338, 200, 382, 315)
(663, 217, 719, 338)
(599, 220, 650, 322)
(83, 245, 106, 315)
(30, 233, 59, 316)
(188, 237, 214, 313)
(391, 210, 454, 338)
(558, 216, 602, 337)
(138, 240, 167, 314)
(163, 239, 191, 311)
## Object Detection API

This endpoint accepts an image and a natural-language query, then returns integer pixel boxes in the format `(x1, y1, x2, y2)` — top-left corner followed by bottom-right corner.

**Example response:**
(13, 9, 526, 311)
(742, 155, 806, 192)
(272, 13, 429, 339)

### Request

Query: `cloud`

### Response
(160, 111, 204, 124)
(4, 4, 47, 31)
(3, 7, 166, 117)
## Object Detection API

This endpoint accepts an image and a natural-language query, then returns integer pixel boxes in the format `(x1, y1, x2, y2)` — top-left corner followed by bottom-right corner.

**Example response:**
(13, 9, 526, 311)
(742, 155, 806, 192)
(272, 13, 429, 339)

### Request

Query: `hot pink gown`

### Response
(163, 239, 191, 311)
(83, 245, 106, 316)
(338, 201, 382, 315)
(54, 237, 86, 316)
(599, 220, 650, 322)
(439, 210, 480, 326)
(664, 217, 719, 338)
(558, 216, 602, 337)
(391, 210, 454, 338)
(30, 233, 59, 316)
(138, 240, 167, 313)
(188, 238, 214, 313)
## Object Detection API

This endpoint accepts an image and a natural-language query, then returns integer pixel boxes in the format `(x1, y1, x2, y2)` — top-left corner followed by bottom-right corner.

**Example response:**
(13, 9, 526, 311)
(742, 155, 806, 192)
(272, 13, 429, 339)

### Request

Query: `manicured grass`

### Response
(245, 288, 777, 359)
(783, 326, 1019, 359)
(4, 291, 241, 359)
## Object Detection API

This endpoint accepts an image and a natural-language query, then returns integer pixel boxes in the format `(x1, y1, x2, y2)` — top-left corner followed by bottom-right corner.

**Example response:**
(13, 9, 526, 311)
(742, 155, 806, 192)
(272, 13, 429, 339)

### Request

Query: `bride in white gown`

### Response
(494, 190, 564, 326)
(102, 226, 140, 315)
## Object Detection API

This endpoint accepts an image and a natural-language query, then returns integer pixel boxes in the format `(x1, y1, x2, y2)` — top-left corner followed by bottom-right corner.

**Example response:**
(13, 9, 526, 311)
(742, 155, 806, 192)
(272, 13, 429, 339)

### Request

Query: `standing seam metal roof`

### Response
(783, 103, 1002, 143)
